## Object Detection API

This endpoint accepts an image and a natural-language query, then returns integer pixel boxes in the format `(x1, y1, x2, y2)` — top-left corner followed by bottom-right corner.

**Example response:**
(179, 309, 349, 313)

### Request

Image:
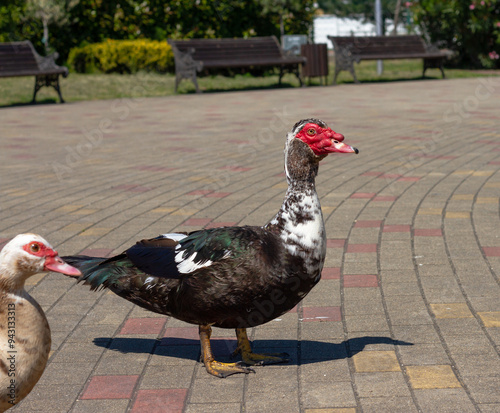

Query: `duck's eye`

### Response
(307, 128, 316, 136)
(30, 243, 40, 253)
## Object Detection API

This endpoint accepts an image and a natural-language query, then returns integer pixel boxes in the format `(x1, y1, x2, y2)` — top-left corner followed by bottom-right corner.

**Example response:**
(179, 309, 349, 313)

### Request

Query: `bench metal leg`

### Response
(423, 58, 446, 79)
(333, 66, 341, 85)
(279, 65, 303, 87)
(174, 70, 200, 93)
(33, 74, 65, 103)
(438, 60, 446, 79)
(349, 64, 359, 84)
(333, 62, 359, 85)
(296, 66, 304, 87)
(192, 75, 201, 93)
(32, 77, 42, 103)
(174, 74, 181, 93)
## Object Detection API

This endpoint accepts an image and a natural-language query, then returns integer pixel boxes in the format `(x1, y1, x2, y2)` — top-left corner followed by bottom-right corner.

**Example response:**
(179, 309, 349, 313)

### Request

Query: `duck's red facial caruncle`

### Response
(22, 240, 81, 276)
(296, 123, 358, 156)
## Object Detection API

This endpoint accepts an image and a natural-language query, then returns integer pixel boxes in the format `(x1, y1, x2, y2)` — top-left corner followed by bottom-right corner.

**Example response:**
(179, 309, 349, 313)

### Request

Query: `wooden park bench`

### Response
(0, 40, 68, 103)
(327, 35, 448, 84)
(168, 36, 306, 93)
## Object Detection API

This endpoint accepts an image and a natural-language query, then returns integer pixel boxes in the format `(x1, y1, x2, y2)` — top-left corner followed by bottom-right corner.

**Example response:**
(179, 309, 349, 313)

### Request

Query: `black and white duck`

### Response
(63, 119, 358, 378)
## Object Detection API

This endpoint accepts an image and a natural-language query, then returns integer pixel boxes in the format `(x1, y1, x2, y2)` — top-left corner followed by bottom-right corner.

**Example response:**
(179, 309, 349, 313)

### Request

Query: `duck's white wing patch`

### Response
(159, 233, 188, 242)
(144, 276, 156, 290)
(174, 247, 213, 274)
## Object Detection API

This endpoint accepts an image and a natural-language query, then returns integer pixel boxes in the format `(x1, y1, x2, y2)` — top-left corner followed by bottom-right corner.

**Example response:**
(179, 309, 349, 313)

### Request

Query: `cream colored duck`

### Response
(0, 234, 80, 412)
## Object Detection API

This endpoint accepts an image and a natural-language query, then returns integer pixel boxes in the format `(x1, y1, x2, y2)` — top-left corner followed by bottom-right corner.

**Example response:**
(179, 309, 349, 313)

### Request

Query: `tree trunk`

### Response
(392, 0, 402, 35)
(42, 16, 49, 55)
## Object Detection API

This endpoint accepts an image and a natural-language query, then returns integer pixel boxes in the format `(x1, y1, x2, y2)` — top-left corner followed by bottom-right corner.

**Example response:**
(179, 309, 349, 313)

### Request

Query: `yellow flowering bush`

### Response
(68, 39, 174, 73)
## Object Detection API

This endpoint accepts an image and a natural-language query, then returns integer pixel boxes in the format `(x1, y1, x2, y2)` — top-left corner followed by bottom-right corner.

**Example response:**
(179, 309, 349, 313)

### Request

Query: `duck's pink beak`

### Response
(325, 140, 359, 154)
(324, 132, 359, 154)
(44, 255, 82, 276)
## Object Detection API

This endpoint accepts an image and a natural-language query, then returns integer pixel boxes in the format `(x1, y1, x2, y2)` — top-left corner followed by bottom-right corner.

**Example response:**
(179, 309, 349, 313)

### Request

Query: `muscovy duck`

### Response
(63, 119, 358, 378)
(0, 234, 81, 411)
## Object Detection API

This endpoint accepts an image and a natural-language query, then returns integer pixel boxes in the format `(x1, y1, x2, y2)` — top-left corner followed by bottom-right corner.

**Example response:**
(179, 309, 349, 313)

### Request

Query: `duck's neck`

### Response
(0, 255, 30, 292)
(265, 139, 326, 272)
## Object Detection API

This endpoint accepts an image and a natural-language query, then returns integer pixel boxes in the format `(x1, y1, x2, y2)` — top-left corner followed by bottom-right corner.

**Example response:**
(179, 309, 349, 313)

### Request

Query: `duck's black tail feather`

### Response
(62, 255, 129, 291)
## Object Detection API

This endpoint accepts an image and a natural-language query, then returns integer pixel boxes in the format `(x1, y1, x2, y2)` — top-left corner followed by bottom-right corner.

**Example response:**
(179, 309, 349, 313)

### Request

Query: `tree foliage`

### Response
(318, 0, 500, 68)
(0, 0, 315, 63)
(411, 0, 500, 68)
(25, 0, 78, 53)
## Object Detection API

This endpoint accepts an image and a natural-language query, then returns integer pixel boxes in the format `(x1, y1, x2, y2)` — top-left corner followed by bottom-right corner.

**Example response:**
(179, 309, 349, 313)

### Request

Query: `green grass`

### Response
(0, 59, 498, 106)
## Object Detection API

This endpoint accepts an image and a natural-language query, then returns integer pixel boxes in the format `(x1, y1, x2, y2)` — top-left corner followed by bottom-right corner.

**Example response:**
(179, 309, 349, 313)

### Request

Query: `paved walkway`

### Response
(1, 77, 500, 412)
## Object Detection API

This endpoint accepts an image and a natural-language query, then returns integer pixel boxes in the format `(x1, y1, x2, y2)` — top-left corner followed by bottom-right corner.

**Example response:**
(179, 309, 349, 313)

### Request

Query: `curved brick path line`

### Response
(1, 77, 499, 412)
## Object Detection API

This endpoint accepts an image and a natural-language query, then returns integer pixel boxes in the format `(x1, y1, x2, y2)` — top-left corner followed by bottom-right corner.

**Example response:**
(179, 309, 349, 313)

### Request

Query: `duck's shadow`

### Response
(93, 336, 413, 364)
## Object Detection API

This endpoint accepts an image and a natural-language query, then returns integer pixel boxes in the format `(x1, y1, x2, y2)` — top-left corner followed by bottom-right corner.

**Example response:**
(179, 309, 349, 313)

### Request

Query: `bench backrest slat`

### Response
(170, 37, 285, 62)
(329, 35, 428, 57)
(0, 43, 40, 73)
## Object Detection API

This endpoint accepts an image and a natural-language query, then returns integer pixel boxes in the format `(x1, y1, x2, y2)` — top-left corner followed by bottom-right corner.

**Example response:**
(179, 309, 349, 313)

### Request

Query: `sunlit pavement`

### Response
(2, 77, 500, 412)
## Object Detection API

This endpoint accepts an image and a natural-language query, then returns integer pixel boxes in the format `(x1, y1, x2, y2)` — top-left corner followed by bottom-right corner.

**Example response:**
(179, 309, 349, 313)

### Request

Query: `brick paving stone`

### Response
(189, 378, 244, 403)
(382, 224, 411, 232)
(300, 321, 345, 340)
(358, 397, 418, 413)
(414, 228, 443, 236)
(182, 218, 212, 226)
(326, 239, 346, 248)
(301, 340, 347, 361)
(302, 306, 342, 322)
(79, 248, 114, 257)
(131, 389, 188, 413)
(352, 351, 400, 372)
(301, 381, 356, 409)
(300, 359, 351, 382)
(344, 314, 390, 332)
(13, 384, 83, 412)
(445, 211, 470, 219)
(430, 303, 474, 319)
(139, 365, 194, 389)
(119, 317, 166, 335)
(4, 78, 500, 413)
(405, 365, 461, 389)
(204, 221, 237, 229)
(80, 375, 139, 399)
(354, 372, 411, 397)
(245, 393, 300, 413)
(321, 267, 341, 279)
(343, 274, 378, 288)
(353, 220, 382, 228)
(350, 193, 376, 199)
(483, 247, 500, 257)
(304, 409, 356, 413)
(372, 195, 398, 202)
(343, 299, 385, 316)
(72, 400, 131, 413)
(185, 403, 242, 413)
(383, 281, 421, 296)
(413, 388, 477, 412)
(346, 243, 377, 253)
(398, 344, 450, 365)
(478, 312, 500, 327)
(161, 327, 200, 345)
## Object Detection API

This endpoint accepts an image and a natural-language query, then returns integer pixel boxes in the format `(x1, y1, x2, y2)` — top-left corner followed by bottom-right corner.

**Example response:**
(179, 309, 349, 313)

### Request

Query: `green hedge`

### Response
(68, 39, 174, 74)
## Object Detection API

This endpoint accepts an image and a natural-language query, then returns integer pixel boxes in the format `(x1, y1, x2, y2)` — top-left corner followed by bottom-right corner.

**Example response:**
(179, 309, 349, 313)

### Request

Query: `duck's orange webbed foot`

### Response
(232, 328, 290, 366)
(199, 325, 255, 378)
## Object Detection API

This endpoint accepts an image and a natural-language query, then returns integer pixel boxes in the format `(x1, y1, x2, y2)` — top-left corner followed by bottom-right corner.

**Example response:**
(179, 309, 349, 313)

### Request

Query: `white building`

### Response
(313, 15, 409, 48)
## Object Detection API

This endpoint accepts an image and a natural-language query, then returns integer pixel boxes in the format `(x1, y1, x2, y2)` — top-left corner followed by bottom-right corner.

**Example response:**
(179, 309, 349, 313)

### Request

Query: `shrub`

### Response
(411, 0, 500, 68)
(68, 39, 174, 74)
